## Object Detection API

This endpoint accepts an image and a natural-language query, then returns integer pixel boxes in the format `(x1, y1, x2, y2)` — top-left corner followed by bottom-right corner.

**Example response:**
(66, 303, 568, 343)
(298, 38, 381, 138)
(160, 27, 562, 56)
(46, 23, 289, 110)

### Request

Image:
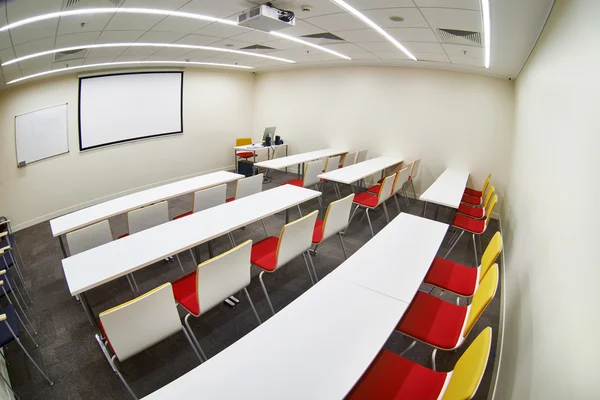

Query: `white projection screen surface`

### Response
(79, 72, 183, 150)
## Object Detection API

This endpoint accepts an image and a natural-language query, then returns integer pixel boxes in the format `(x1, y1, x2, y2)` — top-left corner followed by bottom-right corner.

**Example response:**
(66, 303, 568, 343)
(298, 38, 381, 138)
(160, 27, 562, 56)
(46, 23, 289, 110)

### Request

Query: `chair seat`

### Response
(250, 237, 279, 272)
(464, 187, 483, 197)
(173, 211, 193, 220)
(283, 179, 304, 187)
(118, 233, 129, 239)
(346, 349, 447, 400)
(353, 192, 379, 208)
(452, 214, 486, 234)
(424, 257, 478, 297)
(396, 291, 467, 350)
(366, 184, 381, 194)
(236, 151, 254, 158)
(0, 304, 19, 348)
(172, 272, 200, 316)
(312, 219, 324, 244)
(226, 197, 235, 203)
(461, 193, 481, 206)
(457, 203, 485, 219)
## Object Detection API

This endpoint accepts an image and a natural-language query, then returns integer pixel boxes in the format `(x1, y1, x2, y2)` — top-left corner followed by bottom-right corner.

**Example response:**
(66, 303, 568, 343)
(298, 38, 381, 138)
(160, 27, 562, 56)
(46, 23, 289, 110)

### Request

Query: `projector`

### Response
(238, 4, 295, 32)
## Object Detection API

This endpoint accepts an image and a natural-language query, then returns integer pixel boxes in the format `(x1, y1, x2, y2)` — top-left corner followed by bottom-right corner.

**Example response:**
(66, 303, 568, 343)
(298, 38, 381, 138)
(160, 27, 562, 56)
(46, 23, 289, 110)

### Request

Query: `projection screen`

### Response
(78, 72, 183, 150)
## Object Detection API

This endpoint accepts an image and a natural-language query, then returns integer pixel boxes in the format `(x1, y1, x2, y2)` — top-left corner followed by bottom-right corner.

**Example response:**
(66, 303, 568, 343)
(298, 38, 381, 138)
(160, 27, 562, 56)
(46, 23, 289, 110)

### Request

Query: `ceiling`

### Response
(0, 0, 554, 89)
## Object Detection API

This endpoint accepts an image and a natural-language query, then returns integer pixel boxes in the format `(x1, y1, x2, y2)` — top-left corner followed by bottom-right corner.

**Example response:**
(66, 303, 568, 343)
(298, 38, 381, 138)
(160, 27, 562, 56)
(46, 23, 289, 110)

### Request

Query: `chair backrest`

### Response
(99, 283, 183, 361)
(196, 240, 252, 316)
(480, 232, 502, 279)
(482, 185, 495, 210)
(484, 194, 499, 226)
(321, 194, 355, 241)
(409, 159, 421, 180)
(236, 137, 252, 146)
(275, 210, 319, 269)
(324, 155, 341, 173)
(481, 173, 492, 196)
(442, 327, 492, 400)
(463, 264, 498, 338)
(356, 150, 368, 163)
(193, 184, 226, 213)
(66, 220, 113, 255)
(392, 166, 411, 195)
(377, 173, 396, 204)
(128, 201, 169, 234)
(234, 174, 263, 200)
(303, 159, 327, 187)
(342, 152, 357, 168)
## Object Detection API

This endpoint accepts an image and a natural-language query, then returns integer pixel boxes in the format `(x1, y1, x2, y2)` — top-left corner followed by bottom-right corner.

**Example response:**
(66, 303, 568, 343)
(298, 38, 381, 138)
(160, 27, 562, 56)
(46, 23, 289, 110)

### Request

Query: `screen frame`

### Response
(78, 71, 184, 151)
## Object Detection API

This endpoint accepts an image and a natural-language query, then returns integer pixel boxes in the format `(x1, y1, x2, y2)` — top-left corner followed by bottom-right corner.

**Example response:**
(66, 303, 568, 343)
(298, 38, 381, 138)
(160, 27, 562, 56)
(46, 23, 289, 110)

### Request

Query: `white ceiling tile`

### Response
(414, 52, 450, 62)
(144, 47, 196, 60)
(112, 54, 148, 63)
(10, 19, 58, 46)
(174, 48, 227, 61)
(322, 42, 366, 53)
(104, 14, 166, 31)
(122, 0, 191, 10)
(0, 47, 16, 64)
(136, 31, 188, 43)
(413, 0, 480, 10)
(17, 54, 54, 70)
(273, 20, 324, 37)
(175, 34, 222, 46)
(84, 56, 119, 65)
(442, 43, 482, 58)
(6, 0, 62, 22)
(420, 8, 482, 32)
(2, 64, 22, 83)
(57, 14, 113, 36)
(260, 39, 306, 51)
(304, 13, 366, 31)
(362, 8, 429, 28)
(345, 51, 378, 60)
(179, 0, 256, 18)
(448, 54, 484, 66)
(87, 47, 127, 58)
(229, 30, 275, 44)
(96, 31, 146, 43)
(55, 32, 101, 48)
(119, 46, 161, 56)
(208, 38, 254, 49)
(346, 0, 415, 9)
(0, 32, 12, 51)
(355, 42, 397, 52)
(53, 59, 84, 69)
(371, 51, 411, 60)
(195, 23, 249, 38)
(386, 27, 439, 42)
(271, 0, 344, 18)
(21, 64, 52, 77)
(14, 37, 55, 58)
(332, 29, 385, 43)
(403, 42, 445, 54)
(150, 16, 211, 33)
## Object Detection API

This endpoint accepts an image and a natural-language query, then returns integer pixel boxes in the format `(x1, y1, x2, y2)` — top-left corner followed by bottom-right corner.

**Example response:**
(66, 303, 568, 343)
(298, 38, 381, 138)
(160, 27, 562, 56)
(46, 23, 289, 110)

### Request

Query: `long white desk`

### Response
(143, 276, 408, 400)
(50, 171, 243, 238)
(330, 213, 448, 303)
(419, 168, 469, 209)
(254, 148, 347, 171)
(63, 184, 321, 297)
(319, 156, 403, 185)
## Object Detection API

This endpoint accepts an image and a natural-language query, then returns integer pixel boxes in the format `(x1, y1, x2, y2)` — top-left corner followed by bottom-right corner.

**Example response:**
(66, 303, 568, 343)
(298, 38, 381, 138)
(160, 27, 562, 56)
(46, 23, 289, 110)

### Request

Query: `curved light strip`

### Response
(2, 43, 296, 67)
(329, 0, 417, 61)
(0, 7, 237, 32)
(482, 0, 491, 68)
(268, 31, 352, 60)
(7, 61, 252, 85)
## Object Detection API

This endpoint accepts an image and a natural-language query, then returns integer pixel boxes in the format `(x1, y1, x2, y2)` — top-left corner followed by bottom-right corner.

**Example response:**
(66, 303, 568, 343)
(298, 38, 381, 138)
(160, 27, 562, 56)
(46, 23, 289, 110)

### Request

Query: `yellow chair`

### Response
(457, 185, 495, 219)
(236, 137, 254, 160)
(346, 327, 492, 399)
(465, 173, 492, 198)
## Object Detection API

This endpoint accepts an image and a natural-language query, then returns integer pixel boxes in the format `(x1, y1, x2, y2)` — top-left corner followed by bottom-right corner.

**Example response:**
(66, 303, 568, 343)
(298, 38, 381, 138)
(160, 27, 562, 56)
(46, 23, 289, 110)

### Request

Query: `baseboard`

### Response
(487, 214, 506, 400)
(12, 165, 235, 232)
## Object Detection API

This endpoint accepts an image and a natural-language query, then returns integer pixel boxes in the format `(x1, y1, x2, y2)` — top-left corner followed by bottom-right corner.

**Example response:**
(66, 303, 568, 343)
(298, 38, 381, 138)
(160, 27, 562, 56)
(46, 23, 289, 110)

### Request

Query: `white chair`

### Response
(321, 155, 342, 195)
(341, 152, 357, 168)
(95, 283, 202, 399)
(250, 210, 319, 315)
(356, 150, 368, 163)
(368, 166, 412, 213)
(173, 184, 226, 220)
(348, 173, 396, 237)
(172, 240, 261, 360)
(407, 159, 421, 199)
(283, 159, 327, 212)
(311, 194, 354, 261)
(227, 173, 263, 202)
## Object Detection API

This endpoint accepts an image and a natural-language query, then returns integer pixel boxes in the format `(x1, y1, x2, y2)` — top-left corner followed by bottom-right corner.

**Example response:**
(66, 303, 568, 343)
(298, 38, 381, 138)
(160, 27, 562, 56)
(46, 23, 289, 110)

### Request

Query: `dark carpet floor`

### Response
(4, 170, 501, 400)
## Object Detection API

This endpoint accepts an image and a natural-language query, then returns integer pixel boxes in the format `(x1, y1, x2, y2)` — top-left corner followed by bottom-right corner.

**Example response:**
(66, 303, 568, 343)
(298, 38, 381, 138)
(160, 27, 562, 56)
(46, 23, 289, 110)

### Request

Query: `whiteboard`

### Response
(79, 72, 183, 150)
(15, 104, 69, 166)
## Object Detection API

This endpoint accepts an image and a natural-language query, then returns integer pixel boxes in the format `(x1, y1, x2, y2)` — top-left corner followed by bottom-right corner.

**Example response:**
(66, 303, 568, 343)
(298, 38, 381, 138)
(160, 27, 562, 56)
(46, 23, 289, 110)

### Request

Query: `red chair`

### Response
(456, 185, 495, 219)
(311, 194, 354, 260)
(347, 173, 396, 237)
(464, 173, 491, 197)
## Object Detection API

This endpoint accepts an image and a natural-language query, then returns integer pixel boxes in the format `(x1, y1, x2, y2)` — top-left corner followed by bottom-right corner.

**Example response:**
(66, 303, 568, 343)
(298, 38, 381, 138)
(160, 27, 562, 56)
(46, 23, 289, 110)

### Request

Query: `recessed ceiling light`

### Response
(330, 0, 416, 61)
(7, 61, 252, 85)
(389, 16, 404, 22)
(481, 0, 491, 68)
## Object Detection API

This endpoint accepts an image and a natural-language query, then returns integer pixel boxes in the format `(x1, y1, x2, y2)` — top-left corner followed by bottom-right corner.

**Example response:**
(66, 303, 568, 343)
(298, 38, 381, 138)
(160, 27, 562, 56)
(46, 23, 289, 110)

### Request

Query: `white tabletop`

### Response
(143, 277, 408, 400)
(419, 168, 469, 209)
(330, 213, 448, 303)
(235, 143, 287, 151)
(255, 148, 347, 170)
(50, 171, 243, 237)
(318, 156, 403, 185)
(63, 185, 321, 296)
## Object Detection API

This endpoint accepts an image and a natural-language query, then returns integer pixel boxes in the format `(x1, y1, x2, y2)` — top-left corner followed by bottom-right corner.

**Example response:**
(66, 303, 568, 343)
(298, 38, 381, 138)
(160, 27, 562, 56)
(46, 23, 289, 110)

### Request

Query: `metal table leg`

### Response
(422, 201, 428, 217)
(79, 292, 97, 329)
(58, 235, 68, 258)
(208, 240, 214, 258)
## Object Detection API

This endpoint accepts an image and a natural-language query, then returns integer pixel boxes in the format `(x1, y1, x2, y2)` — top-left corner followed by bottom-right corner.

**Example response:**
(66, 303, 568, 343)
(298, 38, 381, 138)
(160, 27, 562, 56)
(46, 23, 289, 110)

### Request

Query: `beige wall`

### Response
(497, 0, 600, 398)
(0, 69, 255, 230)
(253, 67, 514, 201)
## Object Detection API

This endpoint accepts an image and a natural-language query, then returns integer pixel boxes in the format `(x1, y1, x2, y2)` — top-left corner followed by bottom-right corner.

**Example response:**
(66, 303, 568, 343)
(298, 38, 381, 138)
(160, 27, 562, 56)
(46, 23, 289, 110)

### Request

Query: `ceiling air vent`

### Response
(301, 32, 345, 41)
(54, 49, 90, 62)
(437, 29, 481, 46)
(239, 44, 276, 50)
(62, 0, 125, 10)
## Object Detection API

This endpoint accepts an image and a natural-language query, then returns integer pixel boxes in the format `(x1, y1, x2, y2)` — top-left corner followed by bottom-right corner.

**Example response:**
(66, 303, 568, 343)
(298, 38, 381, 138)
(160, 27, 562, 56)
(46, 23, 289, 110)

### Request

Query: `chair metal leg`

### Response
(345, 205, 360, 234)
(399, 340, 417, 357)
(183, 314, 207, 361)
(3, 321, 53, 386)
(394, 194, 401, 214)
(175, 254, 185, 273)
(431, 348, 438, 371)
(297, 205, 303, 217)
(472, 233, 479, 267)
(181, 326, 203, 362)
(228, 233, 236, 248)
(2, 281, 36, 336)
(125, 274, 136, 295)
(338, 233, 348, 260)
(410, 179, 417, 199)
(422, 201, 427, 217)
(109, 355, 136, 399)
(382, 202, 390, 223)
(444, 230, 465, 258)
(9, 273, 28, 310)
(130, 274, 140, 294)
(189, 249, 197, 266)
(365, 209, 375, 237)
(306, 251, 318, 282)
(6, 252, 33, 304)
(244, 287, 262, 325)
(258, 271, 275, 316)
(302, 253, 315, 285)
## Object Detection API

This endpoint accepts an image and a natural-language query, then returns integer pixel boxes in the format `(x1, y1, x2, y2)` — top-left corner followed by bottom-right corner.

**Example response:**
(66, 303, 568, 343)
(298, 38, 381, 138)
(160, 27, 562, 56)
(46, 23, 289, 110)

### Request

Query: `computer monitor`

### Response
(262, 126, 276, 142)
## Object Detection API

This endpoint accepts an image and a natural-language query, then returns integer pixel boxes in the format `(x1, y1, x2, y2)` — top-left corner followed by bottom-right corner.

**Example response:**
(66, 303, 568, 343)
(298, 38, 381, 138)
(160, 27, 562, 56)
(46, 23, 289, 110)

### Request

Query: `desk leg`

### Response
(58, 235, 68, 258)
(297, 163, 300, 177)
(234, 149, 237, 173)
(434, 204, 440, 220)
(422, 202, 428, 217)
(79, 292, 97, 329)
(208, 240, 214, 258)
(286, 208, 290, 224)
(285, 145, 288, 173)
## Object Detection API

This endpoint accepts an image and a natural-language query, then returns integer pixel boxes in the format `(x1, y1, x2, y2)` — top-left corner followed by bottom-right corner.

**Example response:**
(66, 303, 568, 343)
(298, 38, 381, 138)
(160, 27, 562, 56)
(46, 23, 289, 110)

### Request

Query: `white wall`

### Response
(0, 69, 255, 230)
(253, 67, 514, 200)
(497, 0, 600, 398)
